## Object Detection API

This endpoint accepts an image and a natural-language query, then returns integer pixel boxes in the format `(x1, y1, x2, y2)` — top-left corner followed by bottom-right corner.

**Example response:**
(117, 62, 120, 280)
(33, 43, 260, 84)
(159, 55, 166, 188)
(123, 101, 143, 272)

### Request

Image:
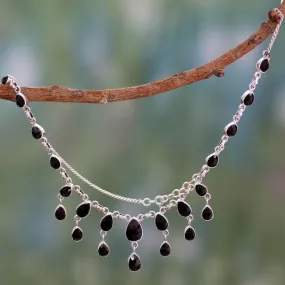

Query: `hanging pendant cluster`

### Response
(2, 10, 283, 271)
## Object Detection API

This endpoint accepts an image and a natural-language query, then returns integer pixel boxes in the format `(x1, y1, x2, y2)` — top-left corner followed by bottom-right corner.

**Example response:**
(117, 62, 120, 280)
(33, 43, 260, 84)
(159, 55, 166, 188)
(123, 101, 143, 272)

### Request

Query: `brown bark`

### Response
(0, 5, 284, 104)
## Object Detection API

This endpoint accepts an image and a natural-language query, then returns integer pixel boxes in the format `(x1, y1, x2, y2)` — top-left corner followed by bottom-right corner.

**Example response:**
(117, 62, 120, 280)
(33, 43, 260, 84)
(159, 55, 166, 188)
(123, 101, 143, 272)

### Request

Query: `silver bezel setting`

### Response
(224, 122, 238, 137)
(126, 218, 143, 242)
(256, 57, 270, 73)
(195, 183, 208, 196)
(201, 205, 214, 222)
(71, 226, 83, 242)
(49, 154, 61, 169)
(32, 123, 45, 139)
(15, 92, 27, 107)
(100, 213, 113, 232)
(159, 241, 171, 257)
(59, 184, 72, 198)
(154, 213, 169, 231)
(76, 201, 91, 218)
(98, 241, 110, 257)
(127, 252, 141, 272)
(205, 153, 219, 168)
(184, 225, 196, 241)
(54, 204, 67, 220)
(177, 200, 192, 217)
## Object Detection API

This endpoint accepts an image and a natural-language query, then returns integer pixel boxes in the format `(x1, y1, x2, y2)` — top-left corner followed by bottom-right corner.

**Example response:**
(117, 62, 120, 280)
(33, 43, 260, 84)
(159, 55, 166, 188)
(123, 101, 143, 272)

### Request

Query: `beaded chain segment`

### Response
(1, 9, 283, 272)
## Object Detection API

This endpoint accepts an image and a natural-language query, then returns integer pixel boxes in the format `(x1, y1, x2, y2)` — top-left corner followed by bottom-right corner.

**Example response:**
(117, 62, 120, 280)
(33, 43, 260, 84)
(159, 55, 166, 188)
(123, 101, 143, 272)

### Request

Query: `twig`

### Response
(0, 5, 284, 104)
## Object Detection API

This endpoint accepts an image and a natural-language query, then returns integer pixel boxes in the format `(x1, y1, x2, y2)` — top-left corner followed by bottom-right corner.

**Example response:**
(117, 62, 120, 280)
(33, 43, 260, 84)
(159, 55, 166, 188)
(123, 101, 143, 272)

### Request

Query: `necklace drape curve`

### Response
(1, 8, 283, 272)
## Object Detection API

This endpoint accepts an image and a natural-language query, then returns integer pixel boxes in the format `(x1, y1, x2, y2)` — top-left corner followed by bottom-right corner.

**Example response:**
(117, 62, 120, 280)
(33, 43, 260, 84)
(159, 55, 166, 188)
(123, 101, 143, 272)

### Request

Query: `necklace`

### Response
(1, 8, 283, 272)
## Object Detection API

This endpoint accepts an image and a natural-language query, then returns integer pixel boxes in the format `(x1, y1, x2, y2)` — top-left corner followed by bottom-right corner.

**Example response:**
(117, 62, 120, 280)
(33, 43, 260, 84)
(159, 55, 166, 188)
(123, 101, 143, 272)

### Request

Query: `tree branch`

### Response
(0, 5, 284, 104)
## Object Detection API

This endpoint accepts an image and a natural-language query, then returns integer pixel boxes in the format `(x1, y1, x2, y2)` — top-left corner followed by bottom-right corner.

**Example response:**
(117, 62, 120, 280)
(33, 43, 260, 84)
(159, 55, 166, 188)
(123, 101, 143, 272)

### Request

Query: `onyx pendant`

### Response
(60, 185, 72, 198)
(55, 205, 66, 220)
(76, 202, 91, 218)
(160, 241, 171, 256)
(98, 242, 110, 257)
(202, 206, 214, 221)
(184, 226, 196, 241)
(72, 226, 83, 242)
(155, 213, 169, 231)
(128, 253, 141, 271)
(100, 214, 113, 232)
(177, 201, 192, 217)
(126, 219, 143, 241)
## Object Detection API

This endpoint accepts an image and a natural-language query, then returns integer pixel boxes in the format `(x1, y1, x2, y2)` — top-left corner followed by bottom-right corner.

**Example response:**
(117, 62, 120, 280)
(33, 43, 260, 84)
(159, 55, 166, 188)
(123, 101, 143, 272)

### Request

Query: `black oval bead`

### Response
(72, 226, 83, 242)
(195, 184, 207, 196)
(76, 202, 91, 218)
(50, 155, 61, 169)
(184, 226, 196, 241)
(100, 214, 113, 232)
(1, 76, 8, 84)
(128, 253, 141, 271)
(55, 205, 66, 220)
(202, 206, 214, 221)
(126, 218, 143, 241)
(60, 185, 72, 198)
(32, 124, 44, 140)
(241, 91, 255, 106)
(258, 58, 269, 73)
(98, 242, 110, 257)
(225, 123, 238, 137)
(15, 93, 26, 108)
(160, 241, 171, 256)
(177, 201, 192, 217)
(206, 154, 219, 168)
(155, 213, 169, 231)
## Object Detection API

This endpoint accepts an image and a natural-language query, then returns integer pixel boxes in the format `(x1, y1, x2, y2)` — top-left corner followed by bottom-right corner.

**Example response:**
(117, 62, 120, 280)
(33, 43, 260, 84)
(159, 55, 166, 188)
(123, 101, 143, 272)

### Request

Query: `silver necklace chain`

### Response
(2, 9, 283, 222)
(2, 9, 283, 271)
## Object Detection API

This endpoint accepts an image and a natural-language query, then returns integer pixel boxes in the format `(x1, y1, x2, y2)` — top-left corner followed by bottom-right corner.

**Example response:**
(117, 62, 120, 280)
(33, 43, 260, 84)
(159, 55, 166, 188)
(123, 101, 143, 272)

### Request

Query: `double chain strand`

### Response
(1, 8, 283, 272)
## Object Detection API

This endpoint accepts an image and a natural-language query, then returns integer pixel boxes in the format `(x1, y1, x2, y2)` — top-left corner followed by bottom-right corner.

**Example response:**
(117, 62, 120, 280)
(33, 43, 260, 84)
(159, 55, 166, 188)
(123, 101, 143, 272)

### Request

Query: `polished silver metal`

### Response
(73, 215, 81, 226)
(100, 230, 107, 240)
(187, 214, 194, 225)
(57, 193, 63, 202)
(131, 241, 138, 252)
(31, 123, 45, 139)
(163, 230, 169, 240)
(98, 240, 110, 257)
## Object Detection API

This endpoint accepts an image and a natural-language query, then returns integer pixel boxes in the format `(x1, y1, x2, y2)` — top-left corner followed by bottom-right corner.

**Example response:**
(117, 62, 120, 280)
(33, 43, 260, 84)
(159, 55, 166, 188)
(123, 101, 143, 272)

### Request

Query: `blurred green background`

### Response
(1, 0, 285, 284)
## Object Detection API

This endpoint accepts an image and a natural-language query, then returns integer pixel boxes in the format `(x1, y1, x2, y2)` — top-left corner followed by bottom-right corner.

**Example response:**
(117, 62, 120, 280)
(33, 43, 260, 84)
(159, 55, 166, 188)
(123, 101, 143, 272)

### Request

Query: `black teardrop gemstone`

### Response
(32, 124, 44, 140)
(76, 202, 91, 218)
(55, 205, 66, 220)
(177, 201, 192, 217)
(72, 226, 83, 242)
(241, 91, 255, 106)
(160, 241, 171, 256)
(98, 242, 110, 257)
(206, 154, 219, 168)
(60, 185, 72, 198)
(126, 219, 143, 241)
(202, 206, 214, 221)
(1, 76, 8, 84)
(15, 93, 26, 108)
(225, 123, 238, 137)
(128, 253, 141, 271)
(195, 184, 207, 196)
(100, 214, 113, 231)
(50, 155, 61, 169)
(155, 213, 169, 231)
(184, 226, 196, 241)
(258, 58, 269, 73)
